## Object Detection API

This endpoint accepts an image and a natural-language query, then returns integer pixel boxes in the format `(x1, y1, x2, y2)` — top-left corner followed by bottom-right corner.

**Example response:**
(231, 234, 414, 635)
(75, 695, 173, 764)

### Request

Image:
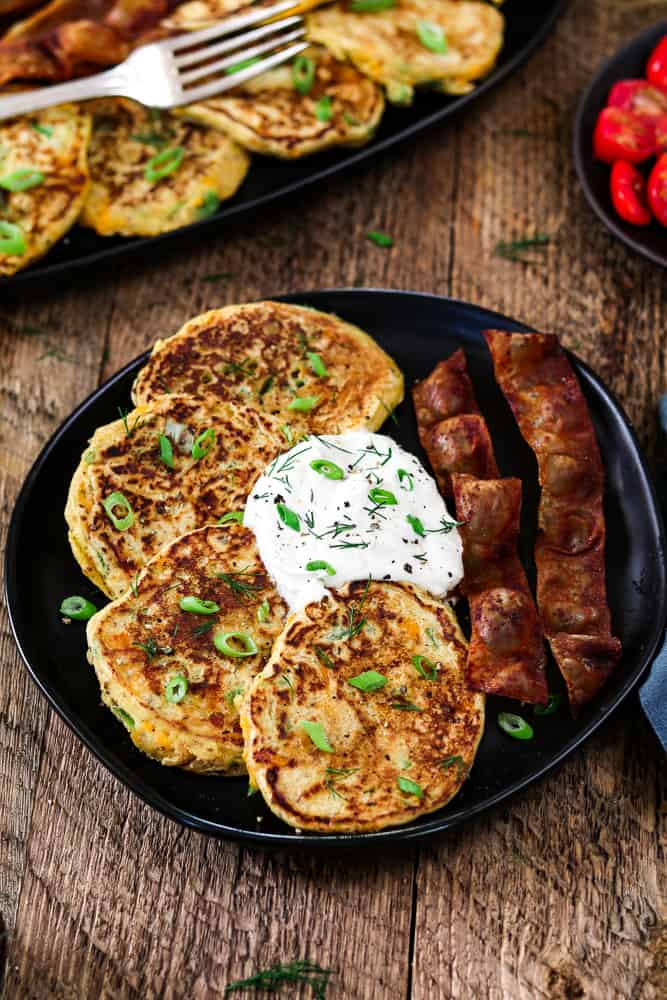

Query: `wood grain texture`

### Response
(0, 1, 666, 997)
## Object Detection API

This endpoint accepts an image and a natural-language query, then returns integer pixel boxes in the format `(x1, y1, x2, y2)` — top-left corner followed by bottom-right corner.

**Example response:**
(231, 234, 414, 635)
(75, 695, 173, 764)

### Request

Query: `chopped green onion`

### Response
(214, 630, 258, 658)
(224, 55, 261, 75)
(310, 458, 344, 480)
(315, 95, 333, 122)
(259, 374, 274, 397)
(348, 670, 387, 692)
(0, 169, 44, 192)
(103, 491, 134, 531)
(534, 693, 563, 716)
(218, 510, 244, 525)
(32, 122, 53, 138)
(179, 595, 220, 615)
(398, 469, 414, 491)
(192, 427, 215, 459)
(0, 221, 26, 256)
(300, 720, 334, 752)
(281, 423, 294, 445)
(257, 599, 271, 622)
(165, 673, 188, 703)
(306, 560, 336, 576)
(406, 514, 425, 536)
(412, 654, 438, 680)
(158, 433, 174, 469)
(288, 395, 321, 412)
(416, 19, 448, 53)
(292, 54, 315, 95)
(368, 487, 397, 506)
(351, 0, 395, 10)
(247, 781, 258, 797)
(307, 351, 329, 377)
(367, 230, 393, 248)
(59, 595, 97, 620)
(197, 191, 220, 218)
(390, 701, 423, 712)
(144, 146, 185, 183)
(111, 706, 135, 730)
(276, 502, 300, 531)
(397, 776, 423, 798)
(498, 712, 534, 740)
(315, 646, 335, 669)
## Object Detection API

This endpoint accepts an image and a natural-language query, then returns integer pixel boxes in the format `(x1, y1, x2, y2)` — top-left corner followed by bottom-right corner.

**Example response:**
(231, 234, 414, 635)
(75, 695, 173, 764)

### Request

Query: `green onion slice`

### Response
(315, 95, 333, 122)
(103, 491, 134, 531)
(416, 19, 448, 53)
(32, 122, 53, 138)
(144, 146, 185, 183)
(292, 54, 316, 94)
(398, 469, 414, 491)
(179, 595, 220, 615)
(368, 487, 397, 506)
(0, 169, 44, 192)
(158, 433, 174, 469)
(192, 427, 215, 459)
(112, 706, 135, 730)
(412, 654, 438, 680)
(350, 0, 395, 10)
(397, 776, 423, 798)
(310, 458, 344, 480)
(307, 351, 329, 377)
(197, 191, 221, 218)
(276, 502, 301, 531)
(257, 599, 271, 622)
(214, 630, 258, 658)
(367, 230, 393, 248)
(0, 221, 26, 256)
(165, 673, 188, 704)
(534, 693, 563, 716)
(348, 670, 387, 692)
(498, 712, 534, 740)
(218, 510, 244, 525)
(59, 595, 97, 620)
(287, 395, 321, 412)
(301, 720, 334, 752)
(306, 560, 336, 576)
(406, 514, 425, 536)
(224, 55, 261, 75)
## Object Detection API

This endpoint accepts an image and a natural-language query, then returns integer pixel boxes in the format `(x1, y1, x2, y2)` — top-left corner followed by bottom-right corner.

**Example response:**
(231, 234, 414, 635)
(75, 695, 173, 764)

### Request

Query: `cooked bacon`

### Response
(412, 349, 498, 495)
(453, 474, 549, 704)
(484, 329, 621, 712)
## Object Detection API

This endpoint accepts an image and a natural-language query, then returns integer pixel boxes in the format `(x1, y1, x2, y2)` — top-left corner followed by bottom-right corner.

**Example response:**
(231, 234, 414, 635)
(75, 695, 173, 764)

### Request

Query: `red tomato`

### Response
(610, 161, 652, 226)
(593, 107, 655, 164)
(647, 153, 667, 227)
(647, 34, 667, 90)
(656, 114, 667, 154)
(607, 79, 667, 125)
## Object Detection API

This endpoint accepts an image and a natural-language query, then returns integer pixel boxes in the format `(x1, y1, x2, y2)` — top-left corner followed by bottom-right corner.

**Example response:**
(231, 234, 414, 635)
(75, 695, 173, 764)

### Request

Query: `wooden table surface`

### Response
(1, 1, 666, 997)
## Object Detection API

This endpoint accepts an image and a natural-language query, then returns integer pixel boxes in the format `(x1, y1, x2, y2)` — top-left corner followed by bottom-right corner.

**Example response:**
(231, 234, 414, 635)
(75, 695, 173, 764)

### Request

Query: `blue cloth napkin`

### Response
(638, 395, 667, 752)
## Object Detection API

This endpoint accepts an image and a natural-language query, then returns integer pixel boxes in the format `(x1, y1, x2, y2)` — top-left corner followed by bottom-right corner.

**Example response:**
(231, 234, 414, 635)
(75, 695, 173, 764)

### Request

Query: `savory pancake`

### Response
(241, 580, 485, 833)
(131, 302, 404, 435)
(307, 0, 504, 105)
(87, 525, 288, 774)
(162, 0, 331, 32)
(65, 394, 284, 599)
(0, 104, 90, 277)
(80, 99, 250, 237)
(179, 46, 384, 159)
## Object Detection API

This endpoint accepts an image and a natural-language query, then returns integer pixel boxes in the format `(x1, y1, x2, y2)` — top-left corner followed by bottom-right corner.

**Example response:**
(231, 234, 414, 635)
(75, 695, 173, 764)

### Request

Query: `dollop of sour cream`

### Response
(243, 432, 463, 613)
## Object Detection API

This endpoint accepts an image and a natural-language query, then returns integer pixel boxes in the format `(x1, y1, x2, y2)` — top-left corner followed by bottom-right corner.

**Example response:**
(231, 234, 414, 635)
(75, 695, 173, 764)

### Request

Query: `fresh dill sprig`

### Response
(325, 766, 358, 800)
(426, 516, 463, 535)
(225, 960, 333, 998)
(192, 622, 214, 637)
(215, 567, 263, 601)
(329, 540, 369, 550)
(133, 638, 172, 661)
(344, 578, 371, 640)
(118, 406, 143, 437)
(223, 359, 256, 378)
(377, 396, 399, 425)
(390, 701, 424, 712)
(494, 233, 551, 264)
(438, 755, 469, 781)
(314, 646, 335, 669)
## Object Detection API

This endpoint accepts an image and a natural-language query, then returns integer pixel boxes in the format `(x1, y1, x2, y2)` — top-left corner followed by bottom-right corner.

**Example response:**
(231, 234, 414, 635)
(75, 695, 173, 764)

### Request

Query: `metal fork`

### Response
(0, 0, 308, 121)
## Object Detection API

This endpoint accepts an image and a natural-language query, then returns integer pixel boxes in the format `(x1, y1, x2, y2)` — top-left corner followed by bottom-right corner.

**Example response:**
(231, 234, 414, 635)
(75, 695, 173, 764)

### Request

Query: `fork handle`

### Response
(0, 67, 127, 121)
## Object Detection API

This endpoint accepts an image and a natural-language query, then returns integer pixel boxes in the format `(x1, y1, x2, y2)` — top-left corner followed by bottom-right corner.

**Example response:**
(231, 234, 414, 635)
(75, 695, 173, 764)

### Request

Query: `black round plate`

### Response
(6, 289, 666, 845)
(573, 21, 667, 268)
(2, 0, 566, 291)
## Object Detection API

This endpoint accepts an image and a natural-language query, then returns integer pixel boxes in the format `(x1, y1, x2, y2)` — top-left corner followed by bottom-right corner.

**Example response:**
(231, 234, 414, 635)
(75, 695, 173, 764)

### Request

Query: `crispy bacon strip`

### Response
(453, 474, 548, 703)
(412, 349, 498, 495)
(484, 329, 621, 712)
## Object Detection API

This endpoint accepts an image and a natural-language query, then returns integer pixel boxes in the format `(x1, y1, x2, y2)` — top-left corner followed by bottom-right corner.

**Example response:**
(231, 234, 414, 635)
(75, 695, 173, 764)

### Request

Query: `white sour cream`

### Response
(243, 432, 463, 613)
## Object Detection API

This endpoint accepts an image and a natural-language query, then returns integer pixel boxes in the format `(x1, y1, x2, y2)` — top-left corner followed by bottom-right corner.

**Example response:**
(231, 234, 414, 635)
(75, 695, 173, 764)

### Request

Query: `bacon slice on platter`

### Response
(413, 348, 548, 705)
(483, 328, 621, 713)
(452, 473, 548, 704)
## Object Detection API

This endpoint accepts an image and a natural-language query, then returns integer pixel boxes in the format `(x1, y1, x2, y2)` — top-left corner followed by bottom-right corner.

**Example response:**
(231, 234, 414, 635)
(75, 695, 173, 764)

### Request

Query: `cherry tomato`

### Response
(656, 114, 667, 154)
(610, 161, 652, 226)
(607, 79, 667, 125)
(593, 107, 655, 164)
(646, 34, 667, 90)
(647, 153, 667, 227)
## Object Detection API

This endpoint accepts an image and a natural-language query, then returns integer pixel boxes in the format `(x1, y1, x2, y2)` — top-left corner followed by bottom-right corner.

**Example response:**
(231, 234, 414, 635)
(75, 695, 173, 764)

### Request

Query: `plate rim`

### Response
(5, 287, 666, 846)
(1, 0, 568, 291)
(573, 19, 667, 269)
